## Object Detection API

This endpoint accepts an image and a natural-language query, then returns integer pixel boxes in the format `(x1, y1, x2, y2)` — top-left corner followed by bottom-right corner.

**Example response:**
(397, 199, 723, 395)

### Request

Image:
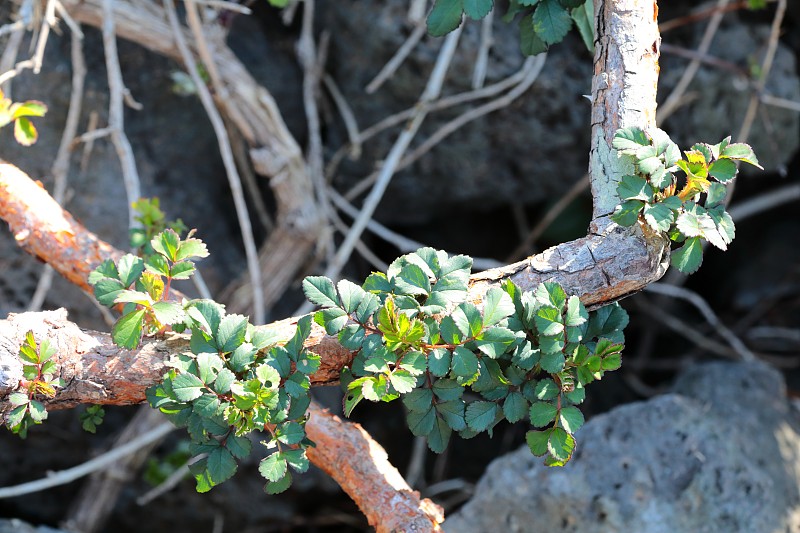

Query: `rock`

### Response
(444, 361, 800, 533)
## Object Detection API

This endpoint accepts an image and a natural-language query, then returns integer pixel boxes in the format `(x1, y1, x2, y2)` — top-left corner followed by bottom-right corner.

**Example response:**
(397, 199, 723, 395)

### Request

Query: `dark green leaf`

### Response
(452, 303, 483, 339)
(226, 435, 252, 460)
(117, 254, 145, 287)
(186, 299, 223, 335)
(207, 447, 237, 484)
(612, 127, 650, 153)
(533, 0, 571, 44)
(337, 280, 365, 313)
(519, 13, 548, 55)
(464, 0, 493, 19)
(428, 348, 451, 377)
(670, 236, 704, 274)
(503, 391, 529, 423)
(302, 276, 339, 308)
(548, 427, 575, 462)
(216, 314, 249, 353)
(403, 388, 434, 412)
(433, 379, 464, 401)
(539, 350, 566, 373)
(482, 287, 515, 327)
(276, 421, 305, 445)
(475, 326, 516, 358)
(535, 306, 564, 337)
(315, 307, 349, 335)
(529, 401, 558, 427)
(92, 278, 126, 307)
(564, 295, 588, 327)
(465, 401, 498, 432)
(283, 448, 310, 473)
(611, 200, 645, 226)
(400, 351, 427, 375)
(112, 309, 146, 349)
(617, 175, 654, 202)
(172, 371, 205, 402)
(720, 143, 762, 169)
(151, 229, 181, 262)
(436, 400, 467, 431)
(427, 417, 452, 453)
(570, 0, 594, 53)
(451, 346, 479, 380)
(708, 158, 737, 183)
(363, 272, 392, 294)
(642, 202, 675, 232)
(428, 0, 464, 37)
(296, 352, 321, 375)
(559, 406, 584, 433)
(264, 471, 292, 494)
(407, 406, 436, 437)
(705, 182, 727, 207)
(526, 429, 551, 456)
(707, 206, 735, 245)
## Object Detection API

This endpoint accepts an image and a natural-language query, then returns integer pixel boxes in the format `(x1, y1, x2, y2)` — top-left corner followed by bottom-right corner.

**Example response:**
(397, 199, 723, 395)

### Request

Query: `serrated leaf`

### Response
(315, 307, 349, 335)
(708, 158, 737, 183)
(226, 435, 252, 460)
(585, 303, 628, 340)
(28, 400, 47, 423)
(172, 372, 205, 401)
(705, 182, 727, 207)
(216, 314, 248, 352)
(427, 417, 452, 453)
(519, 13, 548, 56)
(302, 276, 339, 308)
(433, 379, 464, 401)
(569, 1, 594, 53)
(534, 306, 564, 337)
(611, 200, 645, 226)
(482, 287, 515, 327)
(117, 254, 145, 287)
(451, 346, 479, 380)
(533, 0, 572, 44)
(168, 261, 195, 280)
(296, 352, 321, 375)
(617, 175, 654, 202)
(526, 429, 551, 456)
(436, 400, 467, 431)
(152, 301, 184, 325)
(612, 127, 650, 153)
(534, 379, 560, 400)
(186, 299, 223, 335)
(259, 453, 288, 482)
(642, 202, 675, 232)
(399, 351, 427, 376)
(602, 352, 622, 371)
(503, 391, 529, 423)
(393, 264, 432, 297)
(276, 421, 305, 445)
(407, 406, 436, 437)
(428, 348, 451, 377)
(671, 236, 704, 274)
(284, 448, 310, 473)
(390, 370, 418, 394)
(548, 427, 575, 462)
(112, 309, 146, 349)
(539, 350, 566, 373)
(176, 238, 209, 261)
(707, 206, 735, 245)
(151, 229, 181, 262)
(720, 142, 762, 169)
(564, 295, 588, 327)
(475, 326, 516, 358)
(465, 401, 497, 432)
(207, 447, 237, 484)
(428, 0, 464, 37)
(264, 471, 292, 494)
(403, 388, 434, 412)
(529, 401, 558, 427)
(559, 406, 584, 433)
(363, 272, 392, 294)
(464, 0, 493, 19)
(337, 279, 365, 313)
(196, 352, 223, 384)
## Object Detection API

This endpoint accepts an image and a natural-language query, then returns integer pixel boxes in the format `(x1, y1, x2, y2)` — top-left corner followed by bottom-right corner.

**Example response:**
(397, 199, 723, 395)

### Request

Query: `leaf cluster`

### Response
(129, 198, 187, 254)
(304, 248, 628, 466)
(4, 331, 63, 438)
(89, 228, 315, 494)
(423, 0, 594, 56)
(611, 127, 761, 274)
(0, 89, 47, 146)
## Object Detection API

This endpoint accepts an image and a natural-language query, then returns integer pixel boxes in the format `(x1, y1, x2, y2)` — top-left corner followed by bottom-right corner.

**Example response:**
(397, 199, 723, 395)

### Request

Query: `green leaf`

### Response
(296, 352, 321, 375)
(428, 348, 451, 377)
(117, 254, 145, 287)
(464, 0, 493, 19)
(276, 421, 305, 445)
(465, 401, 498, 432)
(11, 101, 47, 119)
(503, 391, 529, 423)
(186, 299, 223, 335)
(534, 379, 560, 400)
(363, 272, 392, 294)
(393, 264, 432, 297)
(259, 453, 288, 482)
(390, 370, 418, 394)
(482, 287, 515, 327)
(403, 388, 434, 412)
(611, 200, 645, 226)
(539, 350, 566, 373)
(526, 429, 551, 456)
(670, 236, 704, 274)
(168, 261, 195, 280)
(427, 417, 452, 453)
(151, 229, 181, 262)
(433, 379, 464, 401)
(112, 309, 146, 349)
(207, 447, 237, 484)
(176, 237, 209, 261)
(707, 206, 735, 245)
(475, 327, 516, 358)
(451, 346, 479, 380)
(407, 406, 436, 437)
(708, 158, 737, 183)
(602, 352, 622, 371)
(705, 182, 727, 207)
(535, 306, 564, 337)
(216, 314, 248, 352)
(14, 117, 37, 146)
(264, 471, 293, 494)
(399, 351, 427, 376)
(226, 435, 252, 460)
(642, 202, 675, 232)
(533, 0, 572, 44)
(585, 303, 628, 340)
(529, 401, 558, 427)
(196, 352, 222, 384)
(28, 400, 47, 423)
(302, 276, 339, 308)
(428, 0, 464, 37)
(535, 282, 567, 310)
(315, 307, 348, 335)
(559, 406, 584, 433)
(284, 448, 310, 473)
(570, 0, 594, 53)
(337, 279, 365, 313)
(720, 142, 762, 169)
(436, 400, 467, 431)
(152, 301, 184, 325)
(547, 427, 576, 462)
(617, 175, 654, 202)
(564, 295, 588, 327)
(172, 372, 205, 402)
(612, 127, 650, 153)
(519, 13, 548, 56)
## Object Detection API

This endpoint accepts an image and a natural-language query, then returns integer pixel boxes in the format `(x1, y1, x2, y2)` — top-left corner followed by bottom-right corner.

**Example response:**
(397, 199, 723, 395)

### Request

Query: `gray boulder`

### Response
(444, 361, 800, 533)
